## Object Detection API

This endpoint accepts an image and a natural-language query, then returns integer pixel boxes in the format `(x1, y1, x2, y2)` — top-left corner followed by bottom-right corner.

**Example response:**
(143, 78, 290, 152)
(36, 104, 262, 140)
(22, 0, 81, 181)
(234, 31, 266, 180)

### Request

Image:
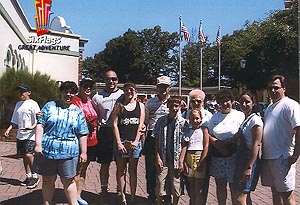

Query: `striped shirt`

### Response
(145, 96, 169, 131)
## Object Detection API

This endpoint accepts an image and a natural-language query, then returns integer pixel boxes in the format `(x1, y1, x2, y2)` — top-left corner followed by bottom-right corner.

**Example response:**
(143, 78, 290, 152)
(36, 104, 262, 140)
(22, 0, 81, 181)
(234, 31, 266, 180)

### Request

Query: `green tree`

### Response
(221, 1, 298, 90)
(83, 26, 179, 84)
(0, 68, 59, 128)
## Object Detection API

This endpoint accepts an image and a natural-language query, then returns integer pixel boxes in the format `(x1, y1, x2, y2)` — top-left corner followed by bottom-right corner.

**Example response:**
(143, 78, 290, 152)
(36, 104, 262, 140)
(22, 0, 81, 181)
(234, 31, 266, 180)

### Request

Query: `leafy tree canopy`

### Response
(83, 26, 179, 84)
(0, 68, 59, 127)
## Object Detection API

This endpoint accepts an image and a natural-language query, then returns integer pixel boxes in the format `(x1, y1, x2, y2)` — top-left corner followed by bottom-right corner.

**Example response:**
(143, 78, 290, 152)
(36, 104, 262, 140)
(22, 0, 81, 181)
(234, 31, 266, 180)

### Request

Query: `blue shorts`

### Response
(34, 155, 78, 179)
(234, 150, 259, 193)
(114, 140, 142, 159)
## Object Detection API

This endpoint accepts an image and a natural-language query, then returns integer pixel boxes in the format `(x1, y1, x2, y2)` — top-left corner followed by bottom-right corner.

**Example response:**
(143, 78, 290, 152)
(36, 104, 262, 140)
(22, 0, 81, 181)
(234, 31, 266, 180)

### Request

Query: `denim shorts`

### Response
(34, 155, 78, 179)
(234, 157, 259, 192)
(114, 140, 142, 159)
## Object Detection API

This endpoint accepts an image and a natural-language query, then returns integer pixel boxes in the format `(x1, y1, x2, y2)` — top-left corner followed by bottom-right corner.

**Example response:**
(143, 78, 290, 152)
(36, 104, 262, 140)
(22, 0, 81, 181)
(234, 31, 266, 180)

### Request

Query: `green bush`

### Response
(0, 68, 59, 128)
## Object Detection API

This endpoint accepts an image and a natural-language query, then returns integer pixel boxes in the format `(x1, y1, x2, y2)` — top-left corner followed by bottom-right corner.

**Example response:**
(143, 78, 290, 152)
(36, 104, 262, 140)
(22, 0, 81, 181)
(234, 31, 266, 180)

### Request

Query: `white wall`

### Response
(0, 0, 85, 83)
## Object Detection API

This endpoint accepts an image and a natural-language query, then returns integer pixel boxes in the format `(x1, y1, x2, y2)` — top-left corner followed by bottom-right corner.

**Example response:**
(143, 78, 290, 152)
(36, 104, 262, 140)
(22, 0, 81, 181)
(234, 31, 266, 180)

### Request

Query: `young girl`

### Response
(179, 108, 209, 205)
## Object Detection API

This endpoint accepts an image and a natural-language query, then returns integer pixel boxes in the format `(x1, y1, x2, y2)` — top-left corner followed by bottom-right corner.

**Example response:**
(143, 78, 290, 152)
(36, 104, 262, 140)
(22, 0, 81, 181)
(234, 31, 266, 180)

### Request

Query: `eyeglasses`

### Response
(190, 99, 202, 104)
(171, 104, 181, 108)
(268, 86, 282, 91)
(105, 77, 118, 82)
(125, 88, 135, 92)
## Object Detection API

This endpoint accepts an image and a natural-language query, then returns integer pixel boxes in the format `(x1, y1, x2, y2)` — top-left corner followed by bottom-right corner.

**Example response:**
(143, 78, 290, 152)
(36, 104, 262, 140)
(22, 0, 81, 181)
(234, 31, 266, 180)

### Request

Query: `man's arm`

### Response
(289, 126, 300, 166)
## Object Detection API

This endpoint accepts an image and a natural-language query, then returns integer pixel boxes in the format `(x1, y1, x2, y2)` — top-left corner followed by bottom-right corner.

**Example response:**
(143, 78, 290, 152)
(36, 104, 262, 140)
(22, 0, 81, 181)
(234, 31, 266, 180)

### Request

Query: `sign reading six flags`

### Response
(34, 0, 53, 36)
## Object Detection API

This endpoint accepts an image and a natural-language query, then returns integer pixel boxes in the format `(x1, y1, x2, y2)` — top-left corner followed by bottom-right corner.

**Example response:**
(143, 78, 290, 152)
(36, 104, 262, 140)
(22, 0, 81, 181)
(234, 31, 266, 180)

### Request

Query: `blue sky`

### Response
(19, 0, 284, 59)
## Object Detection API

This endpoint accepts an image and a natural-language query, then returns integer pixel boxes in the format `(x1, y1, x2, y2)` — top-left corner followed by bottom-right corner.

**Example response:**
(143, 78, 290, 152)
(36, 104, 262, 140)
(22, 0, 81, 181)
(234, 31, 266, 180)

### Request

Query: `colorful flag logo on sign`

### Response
(34, 0, 53, 36)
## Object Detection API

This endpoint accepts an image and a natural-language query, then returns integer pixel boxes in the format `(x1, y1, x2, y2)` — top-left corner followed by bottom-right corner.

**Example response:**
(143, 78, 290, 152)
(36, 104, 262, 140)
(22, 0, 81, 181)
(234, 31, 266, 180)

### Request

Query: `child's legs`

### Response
(195, 178, 205, 204)
(157, 166, 169, 203)
(18, 139, 36, 174)
(169, 168, 181, 205)
(187, 177, 196, 205)
(23, 153, 35, 174)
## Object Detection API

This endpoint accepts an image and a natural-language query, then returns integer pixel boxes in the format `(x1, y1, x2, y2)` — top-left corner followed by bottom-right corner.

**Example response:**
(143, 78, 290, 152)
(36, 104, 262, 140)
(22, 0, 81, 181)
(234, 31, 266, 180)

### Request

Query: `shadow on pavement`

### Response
(1, 154, 22, 159)
(91, 192, 149, 205)
(0, 189, 149, 205)
(0, 189, 43, 205)
(0, 177, 22, 186)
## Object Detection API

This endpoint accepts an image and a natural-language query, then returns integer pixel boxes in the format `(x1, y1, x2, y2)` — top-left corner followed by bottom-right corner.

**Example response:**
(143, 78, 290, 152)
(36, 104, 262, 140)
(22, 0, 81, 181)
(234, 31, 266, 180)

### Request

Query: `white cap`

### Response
(157, 76, 171, 85)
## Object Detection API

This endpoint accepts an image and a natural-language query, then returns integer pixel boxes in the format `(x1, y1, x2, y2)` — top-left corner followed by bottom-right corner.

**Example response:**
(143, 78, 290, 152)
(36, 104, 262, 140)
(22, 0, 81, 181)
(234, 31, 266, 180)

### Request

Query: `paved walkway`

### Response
(0, 140, 299, 205)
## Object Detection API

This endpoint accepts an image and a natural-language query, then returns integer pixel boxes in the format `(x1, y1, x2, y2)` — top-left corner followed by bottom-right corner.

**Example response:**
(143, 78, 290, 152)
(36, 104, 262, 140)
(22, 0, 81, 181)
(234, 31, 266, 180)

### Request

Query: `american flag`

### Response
(216, 26, 221, 48)
(198, 20, 206, 44)
(181, 24, 190, 41)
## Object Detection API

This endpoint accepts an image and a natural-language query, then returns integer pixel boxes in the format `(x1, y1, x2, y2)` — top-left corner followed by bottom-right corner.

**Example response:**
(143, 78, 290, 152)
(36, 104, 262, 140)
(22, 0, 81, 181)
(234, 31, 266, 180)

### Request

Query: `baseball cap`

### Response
(157, 76, 171, 86)
(79, 77, 95, 87)
(17, 84, 31, 92)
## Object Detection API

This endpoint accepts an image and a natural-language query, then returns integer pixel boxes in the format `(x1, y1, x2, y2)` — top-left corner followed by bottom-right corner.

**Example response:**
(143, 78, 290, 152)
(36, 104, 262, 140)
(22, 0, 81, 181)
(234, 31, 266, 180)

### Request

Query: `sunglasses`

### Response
(190, 99, 202, 104)
(124, 87, 136, 92)
(268, 86, 282, 91)
(105, 77, 118, 82)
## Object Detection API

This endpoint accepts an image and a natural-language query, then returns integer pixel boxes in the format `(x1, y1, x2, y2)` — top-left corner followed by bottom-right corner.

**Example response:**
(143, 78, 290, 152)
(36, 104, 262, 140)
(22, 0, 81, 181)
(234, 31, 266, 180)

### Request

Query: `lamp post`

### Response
(240, 59, 246, 69)
(239, 59, 246, 94)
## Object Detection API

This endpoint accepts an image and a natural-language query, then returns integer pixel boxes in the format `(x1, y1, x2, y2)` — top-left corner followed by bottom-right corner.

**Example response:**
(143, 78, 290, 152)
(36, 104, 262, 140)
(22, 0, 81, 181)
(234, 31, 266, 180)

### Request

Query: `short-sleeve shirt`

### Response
(11, 99, 40, 140)
(72, 95, 98, 146)
(240, 113, 263, 150)
(92, 89, 123, 127)
(183, 126, 204, 151)
(37, 101, 88, 159)
(208, 110, 245, 140)
(263, 97, 300, 159)
(145, 96, 169, 131)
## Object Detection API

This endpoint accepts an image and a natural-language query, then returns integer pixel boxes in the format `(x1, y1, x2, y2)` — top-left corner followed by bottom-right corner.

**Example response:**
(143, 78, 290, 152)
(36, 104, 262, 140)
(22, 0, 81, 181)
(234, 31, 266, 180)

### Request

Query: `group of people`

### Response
(2, 72, 300, 205)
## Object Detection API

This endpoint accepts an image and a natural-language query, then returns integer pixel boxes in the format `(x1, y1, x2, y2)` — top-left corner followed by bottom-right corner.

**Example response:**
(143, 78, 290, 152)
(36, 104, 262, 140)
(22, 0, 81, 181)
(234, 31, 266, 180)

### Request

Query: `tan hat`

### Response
(157, 76, 171, 85)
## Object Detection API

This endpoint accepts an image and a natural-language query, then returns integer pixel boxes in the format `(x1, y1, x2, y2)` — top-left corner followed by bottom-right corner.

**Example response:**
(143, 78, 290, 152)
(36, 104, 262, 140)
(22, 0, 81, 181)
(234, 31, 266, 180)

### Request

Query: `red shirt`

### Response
(72, 95, 98, 146)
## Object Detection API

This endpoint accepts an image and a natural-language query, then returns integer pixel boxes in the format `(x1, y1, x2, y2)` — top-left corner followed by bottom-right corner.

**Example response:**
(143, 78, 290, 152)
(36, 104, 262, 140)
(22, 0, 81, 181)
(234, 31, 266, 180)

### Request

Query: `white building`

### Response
(0, 0, 88, 83)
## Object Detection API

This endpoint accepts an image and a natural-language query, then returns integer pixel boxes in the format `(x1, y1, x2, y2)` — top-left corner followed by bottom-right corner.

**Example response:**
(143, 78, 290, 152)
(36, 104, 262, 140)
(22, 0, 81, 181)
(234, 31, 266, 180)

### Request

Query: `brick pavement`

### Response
(0, 140, 299, 205)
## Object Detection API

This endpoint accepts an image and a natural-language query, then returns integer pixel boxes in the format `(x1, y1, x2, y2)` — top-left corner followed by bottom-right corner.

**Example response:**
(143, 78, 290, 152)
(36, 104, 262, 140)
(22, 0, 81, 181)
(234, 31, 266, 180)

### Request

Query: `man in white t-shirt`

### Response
(4, 85, 40, 189)
(92, 70, 123, 203)
(261, 75, 300, 205)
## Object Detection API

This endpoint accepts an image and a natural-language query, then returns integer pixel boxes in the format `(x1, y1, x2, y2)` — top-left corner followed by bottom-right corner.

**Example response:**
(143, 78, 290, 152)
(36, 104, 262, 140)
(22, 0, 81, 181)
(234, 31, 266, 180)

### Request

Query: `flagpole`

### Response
(179, 15, 182, 96)
(198, 19, 205, 90)
(200, 47, 203, 90)
(218, 26, 221, 90)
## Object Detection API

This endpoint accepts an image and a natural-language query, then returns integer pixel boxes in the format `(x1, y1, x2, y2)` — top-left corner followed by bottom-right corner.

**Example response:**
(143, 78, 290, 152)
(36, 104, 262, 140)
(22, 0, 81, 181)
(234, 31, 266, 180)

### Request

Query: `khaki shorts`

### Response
(157, 165, 182, 197)
(184, 152, 206, 179)
(261, 156, 296, 192)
